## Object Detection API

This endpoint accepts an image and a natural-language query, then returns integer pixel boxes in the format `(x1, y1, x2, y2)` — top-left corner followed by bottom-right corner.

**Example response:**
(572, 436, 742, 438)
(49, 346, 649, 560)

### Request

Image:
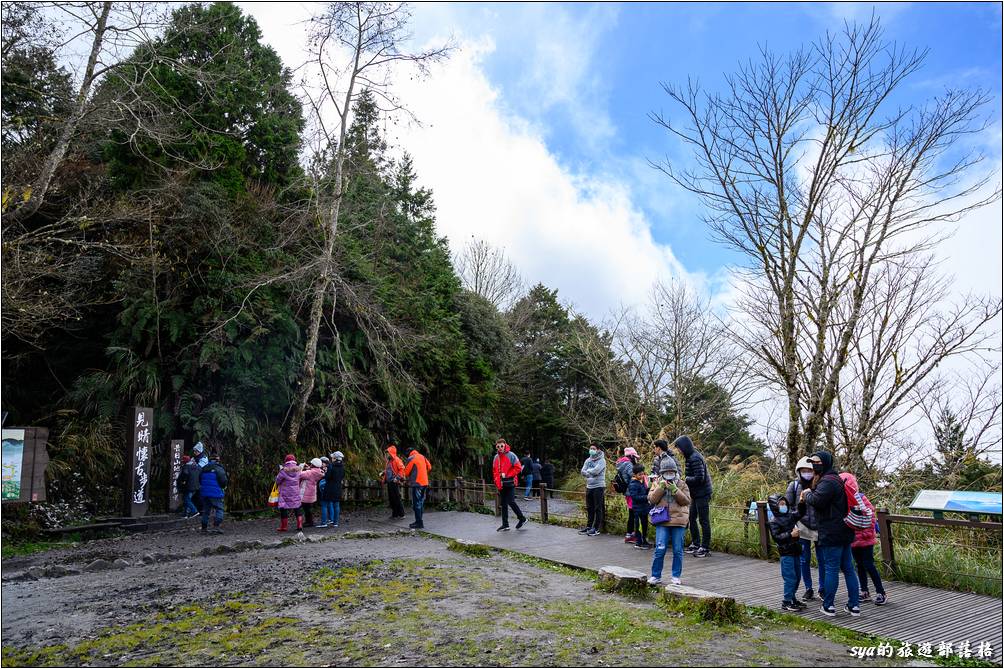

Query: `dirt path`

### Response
(2, 513, 907, 667)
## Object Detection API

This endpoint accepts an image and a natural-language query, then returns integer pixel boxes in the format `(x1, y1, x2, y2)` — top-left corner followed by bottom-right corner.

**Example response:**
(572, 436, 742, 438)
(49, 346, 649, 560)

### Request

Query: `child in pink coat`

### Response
(840, 472, 887, 605)
(299, 458, 325, 527)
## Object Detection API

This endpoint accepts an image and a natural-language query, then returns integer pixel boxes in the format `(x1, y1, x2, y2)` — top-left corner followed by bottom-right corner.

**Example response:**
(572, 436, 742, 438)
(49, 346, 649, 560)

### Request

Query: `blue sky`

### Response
(248, 1, 1002, 319)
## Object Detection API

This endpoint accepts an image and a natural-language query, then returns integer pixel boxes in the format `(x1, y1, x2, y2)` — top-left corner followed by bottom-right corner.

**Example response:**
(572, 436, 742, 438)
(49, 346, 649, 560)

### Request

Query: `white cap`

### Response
(332, 451, 344, 461)
(310, 457, 323, 468)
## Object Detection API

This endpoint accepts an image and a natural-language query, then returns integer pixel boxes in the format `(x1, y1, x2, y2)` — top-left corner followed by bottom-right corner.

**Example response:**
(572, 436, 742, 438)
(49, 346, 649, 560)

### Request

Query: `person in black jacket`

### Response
(320, 451, 345, 528)
(540, 460, 555, 499)
(801, 450, 861, 617)
(521, 452, 534, 500)
(674, 436, 712, 557)
(768, 493, 808, 611)
(176, 456, 201, 518)
(531, 459, 543, 497)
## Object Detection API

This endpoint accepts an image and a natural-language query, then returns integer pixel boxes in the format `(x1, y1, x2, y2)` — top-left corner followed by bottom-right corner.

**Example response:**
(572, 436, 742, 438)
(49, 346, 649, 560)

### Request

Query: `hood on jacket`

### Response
(496, 442, 511, 454)
(795, 455, 814, 473)
(193, 442, 205, 455)
(281, 462, 300, 475)
(810, 450, 834, 474)
(767, 493, 790, 516)
(839, 472, 859, 495)
(674, 435, 695, 457)
(387, 445, 398, 458)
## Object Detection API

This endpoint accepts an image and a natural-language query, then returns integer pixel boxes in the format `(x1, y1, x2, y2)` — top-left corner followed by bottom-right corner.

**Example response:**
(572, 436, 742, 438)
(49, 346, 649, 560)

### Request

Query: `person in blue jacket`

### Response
(199, 453, 228, 534)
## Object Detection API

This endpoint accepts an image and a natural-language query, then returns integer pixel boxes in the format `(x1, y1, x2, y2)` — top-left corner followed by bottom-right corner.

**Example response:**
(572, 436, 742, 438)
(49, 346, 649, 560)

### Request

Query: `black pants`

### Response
(852, 545, 885, 595)
(585, 487, 605, 531)
(499, 483, 525, 527)
(689, 496, 711, 548)
(634, 509, 650, 544)
(626, 502, 637, 535)
(302, 502, 315, 526)
(279, 507, 303, 520)
(387, 482, 405, 517)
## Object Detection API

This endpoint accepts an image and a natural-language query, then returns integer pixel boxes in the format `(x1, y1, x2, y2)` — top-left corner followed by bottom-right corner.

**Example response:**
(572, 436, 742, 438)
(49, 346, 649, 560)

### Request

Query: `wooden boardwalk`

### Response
(373, 511, 1003, 661)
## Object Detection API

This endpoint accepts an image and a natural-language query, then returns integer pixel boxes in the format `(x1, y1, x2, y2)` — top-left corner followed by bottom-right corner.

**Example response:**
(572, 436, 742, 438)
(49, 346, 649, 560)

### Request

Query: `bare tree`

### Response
(652, 18, 1000, 469)
(286, 2, 451, 443)
(454, 237, 524, 311)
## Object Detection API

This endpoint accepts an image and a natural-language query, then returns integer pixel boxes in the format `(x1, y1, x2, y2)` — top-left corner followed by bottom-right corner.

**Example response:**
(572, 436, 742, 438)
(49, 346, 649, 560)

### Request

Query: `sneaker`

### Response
(845, 604, 861, 617)
(793, 599, 807, 610)
(782, 601, 801, 612)
(647, 576, 663, 586)
(408, 522, 419, 529)
(858, 590, 871, 602)
(578, 527, 591, 534)
(200, 527, 209, 534)
(803, 588, 815, 601)
(186, 512, 200, 519)
(210, 527, 224, 534)
(332, 523, 339, 528)
(624, 534, 636, 543)
(874, 593, 887, 606)
(634, 542, 652, 550)
(316, 522, 329, 528)
(694, 547, 710, 558)
(516, 518, 527, 530)
(819, 605, 836, 617)
(684, 544, 699, 554)
(497, 525, 510, 532)
(586, 528, 599, 536)
(670, 577, 681, 585)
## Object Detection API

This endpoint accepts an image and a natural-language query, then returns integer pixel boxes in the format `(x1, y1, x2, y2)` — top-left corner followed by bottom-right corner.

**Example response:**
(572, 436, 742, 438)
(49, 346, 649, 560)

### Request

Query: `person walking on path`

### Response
(403, 446, 432, 529)
(382, 445, 406, 519)
(627, 463, 652, 549)
(540, 459, 555, 499)
(579, 444, 607, 536)
(841, 472, 886, 605)
(198, 453, 227, 534)
(801, 451, 862, 617)
(319, 451, 345, 528)
(299, 458, 325, 527)
(647, 459, 691, 585)
(675, 435, 713, 557)
(275, 454, 304, 532)
(767, 492, 809, 611)
(521, 451, 534, 500)
(176, 455, 201, 518)
(616, 447, 641, 542)
(786, 456, 823, 601)
(493, 439, 527, 531)
(531, 458, 543, 498)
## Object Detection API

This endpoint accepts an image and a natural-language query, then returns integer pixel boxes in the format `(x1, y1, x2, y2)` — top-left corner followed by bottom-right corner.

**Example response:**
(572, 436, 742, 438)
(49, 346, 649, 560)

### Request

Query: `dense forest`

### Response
(2, 2, 1000, 523)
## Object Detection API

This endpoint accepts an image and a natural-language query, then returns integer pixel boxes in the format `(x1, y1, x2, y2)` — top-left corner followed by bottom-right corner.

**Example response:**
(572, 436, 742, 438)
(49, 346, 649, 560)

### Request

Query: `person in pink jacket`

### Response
(275, 454, 304, 532)
(840, 472, 887, 605)
(299, 458, 325, 527)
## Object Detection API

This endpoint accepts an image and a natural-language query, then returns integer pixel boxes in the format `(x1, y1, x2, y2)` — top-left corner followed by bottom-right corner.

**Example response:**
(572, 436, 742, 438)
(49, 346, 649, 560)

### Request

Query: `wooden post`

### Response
(756, 500, 770, 558)
(876, 508, 895, 574)
(539, 483, 548, 522)
(455, 477, 463, 506)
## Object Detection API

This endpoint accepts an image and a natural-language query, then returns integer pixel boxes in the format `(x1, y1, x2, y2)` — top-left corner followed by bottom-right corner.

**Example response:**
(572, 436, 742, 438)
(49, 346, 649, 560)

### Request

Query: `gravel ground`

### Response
(1, 512, 906, 667)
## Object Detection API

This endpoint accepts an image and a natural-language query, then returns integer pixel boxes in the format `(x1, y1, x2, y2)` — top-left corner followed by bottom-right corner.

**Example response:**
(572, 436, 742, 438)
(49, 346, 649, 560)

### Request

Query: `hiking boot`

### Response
(844, 604, 861, 617)
(694, 547, 710, 558)
(782, 601, 801, 612)
(515, 518, 527, 530)
(684, 543, 699, 554)
(578, 527, 591, 534)
(647, 576, 663, 586)
(874, 593, 887, 606)
(497, 525, 510, 532)
(819, 605, 836, 617)
(803, 588, 815, 601)
(859, 590, 871, 602)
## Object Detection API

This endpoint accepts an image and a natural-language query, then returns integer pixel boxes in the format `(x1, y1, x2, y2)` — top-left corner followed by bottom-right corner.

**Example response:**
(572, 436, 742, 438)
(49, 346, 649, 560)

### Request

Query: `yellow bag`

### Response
(268, 482, 279, 507)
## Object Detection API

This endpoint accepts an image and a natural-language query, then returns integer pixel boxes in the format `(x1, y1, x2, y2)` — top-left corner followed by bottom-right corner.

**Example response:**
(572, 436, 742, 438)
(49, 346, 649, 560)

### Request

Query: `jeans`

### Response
(689, 496, 711, 548)
(387, 482, 405, 517)
(524, 475, 534, 498)
(818, 543, 860, 609)
(201, 497, 224, 528)
(780, 555, 798, 601)
(182, 491, 198, 515)
(796, 538, 824, 592)
(320, 500, 339, 525)
(852, 545, 885, 595)
(411, 486, 427, 527)
(499, 483, 525, 527)
(585, 487, 605, 531)
(651, 525, 685, 579)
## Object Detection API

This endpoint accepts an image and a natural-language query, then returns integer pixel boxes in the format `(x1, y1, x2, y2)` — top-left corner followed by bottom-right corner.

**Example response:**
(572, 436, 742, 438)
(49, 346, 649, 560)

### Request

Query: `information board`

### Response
(909, 489, 1002, 516)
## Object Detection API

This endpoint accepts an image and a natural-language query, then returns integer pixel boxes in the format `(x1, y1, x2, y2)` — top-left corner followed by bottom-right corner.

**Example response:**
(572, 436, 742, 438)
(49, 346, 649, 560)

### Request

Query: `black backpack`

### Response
(612, 468, 629, 494)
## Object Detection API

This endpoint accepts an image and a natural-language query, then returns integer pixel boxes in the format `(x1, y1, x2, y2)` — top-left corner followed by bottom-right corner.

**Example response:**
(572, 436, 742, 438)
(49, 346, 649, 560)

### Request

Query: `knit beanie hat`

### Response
(284, 454, 297, 463)
(310, 457, 323, 468)
(332, 451, 344, 461)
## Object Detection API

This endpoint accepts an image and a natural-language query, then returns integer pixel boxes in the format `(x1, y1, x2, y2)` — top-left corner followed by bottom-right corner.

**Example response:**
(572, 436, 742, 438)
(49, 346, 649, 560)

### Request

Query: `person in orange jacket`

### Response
(493, 438, 527, 531)
(381, 444, 406, 519)
(403, 446, 432, 529)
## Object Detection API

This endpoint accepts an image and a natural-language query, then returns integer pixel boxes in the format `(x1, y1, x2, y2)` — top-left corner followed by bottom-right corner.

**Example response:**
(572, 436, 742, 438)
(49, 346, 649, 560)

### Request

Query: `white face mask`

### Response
(800, 472, 814, 482)
(662, 473, 677, 482)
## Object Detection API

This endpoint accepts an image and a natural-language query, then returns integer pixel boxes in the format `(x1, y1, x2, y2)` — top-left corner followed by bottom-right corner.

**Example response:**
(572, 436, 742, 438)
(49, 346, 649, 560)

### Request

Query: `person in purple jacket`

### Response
(275, 454, 304, 532)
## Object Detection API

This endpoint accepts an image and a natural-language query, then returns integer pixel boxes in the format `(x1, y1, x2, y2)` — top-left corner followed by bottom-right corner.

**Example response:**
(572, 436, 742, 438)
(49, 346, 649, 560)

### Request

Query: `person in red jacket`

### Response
(493, 438, 527, 532)
(403, 447, 432, 529)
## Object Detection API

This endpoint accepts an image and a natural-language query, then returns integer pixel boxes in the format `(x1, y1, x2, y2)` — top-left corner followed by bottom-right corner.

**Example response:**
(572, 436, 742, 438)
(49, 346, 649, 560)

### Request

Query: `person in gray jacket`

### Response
(579, 444, 607, 536)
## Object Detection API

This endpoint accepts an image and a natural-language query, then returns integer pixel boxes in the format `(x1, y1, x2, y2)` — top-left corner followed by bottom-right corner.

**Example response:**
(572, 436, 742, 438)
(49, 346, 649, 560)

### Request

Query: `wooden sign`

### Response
(1, 427, 49, 503)
(168, 440, 184, 511)
(125, 407, 154, 517)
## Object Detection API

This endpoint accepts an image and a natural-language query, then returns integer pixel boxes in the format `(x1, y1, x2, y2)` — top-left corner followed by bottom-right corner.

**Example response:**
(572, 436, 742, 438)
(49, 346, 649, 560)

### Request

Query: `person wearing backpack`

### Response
(614, 447, 640, 542)
(841, 472, 886, 605)
(801, 451, 861, 617)
(176, 455, 201, 518)
(786, 456, 823, 601)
